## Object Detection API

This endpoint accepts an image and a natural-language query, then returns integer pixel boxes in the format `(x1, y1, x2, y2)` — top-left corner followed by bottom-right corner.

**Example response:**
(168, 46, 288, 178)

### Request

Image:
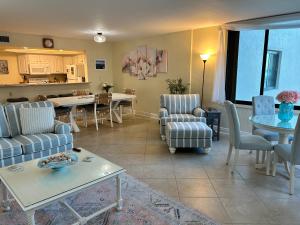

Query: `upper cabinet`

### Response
(17, 54, 87, 75)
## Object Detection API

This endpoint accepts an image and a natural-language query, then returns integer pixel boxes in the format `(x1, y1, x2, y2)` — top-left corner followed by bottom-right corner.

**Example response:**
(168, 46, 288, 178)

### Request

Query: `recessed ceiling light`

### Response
(94, 33, 106, 43)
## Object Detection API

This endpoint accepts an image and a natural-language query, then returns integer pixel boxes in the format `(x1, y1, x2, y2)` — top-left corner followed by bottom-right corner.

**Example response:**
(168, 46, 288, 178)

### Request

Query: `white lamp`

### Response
(94, 33, 106, 43)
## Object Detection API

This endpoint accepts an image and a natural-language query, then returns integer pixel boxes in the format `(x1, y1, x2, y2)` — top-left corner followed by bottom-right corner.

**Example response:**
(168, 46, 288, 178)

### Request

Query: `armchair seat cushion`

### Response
(13, 133, 73, 154)
(253, 128, 279, 142)
(161, 114, 205, 126)
(0, 138, 23, 159)
(239, 135, 272, 151)
(274, 144, 291, 161)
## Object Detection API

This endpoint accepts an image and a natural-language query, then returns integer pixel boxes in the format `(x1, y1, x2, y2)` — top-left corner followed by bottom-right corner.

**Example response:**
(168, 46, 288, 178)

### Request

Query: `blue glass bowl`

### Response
(37, 153, 78, 170)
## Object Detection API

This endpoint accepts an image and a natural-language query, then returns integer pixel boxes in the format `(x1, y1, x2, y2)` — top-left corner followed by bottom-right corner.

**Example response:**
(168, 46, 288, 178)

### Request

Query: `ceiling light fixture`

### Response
(94, 33, 106, 43)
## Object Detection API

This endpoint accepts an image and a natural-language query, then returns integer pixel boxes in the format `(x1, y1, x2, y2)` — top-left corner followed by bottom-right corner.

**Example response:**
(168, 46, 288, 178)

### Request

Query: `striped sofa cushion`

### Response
(0, 143, 72, 168)
(0, 138, 23, 159)
(166, 122, 212, 139)
(5, 101, 55, 137)
(160, 94, 200, 114)
(13, 133, 73, 154)
(161, 114, 205, 126)
(19, 107, 55, 135)
(0, 105, 10, 137)
(54, 120, 71, 134)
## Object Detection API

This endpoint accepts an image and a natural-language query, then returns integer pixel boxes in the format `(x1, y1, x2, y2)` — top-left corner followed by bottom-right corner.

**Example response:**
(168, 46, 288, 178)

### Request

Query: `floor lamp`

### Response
(200, 54, 210, 109)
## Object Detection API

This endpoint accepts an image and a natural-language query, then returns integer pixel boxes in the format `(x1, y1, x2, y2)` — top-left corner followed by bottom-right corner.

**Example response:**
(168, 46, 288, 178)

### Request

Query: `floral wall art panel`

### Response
(122, 46, 168, 80)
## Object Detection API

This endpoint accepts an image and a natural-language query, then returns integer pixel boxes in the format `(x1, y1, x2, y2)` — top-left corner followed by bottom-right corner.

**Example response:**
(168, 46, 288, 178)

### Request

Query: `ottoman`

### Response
(166, 122, 212, 154)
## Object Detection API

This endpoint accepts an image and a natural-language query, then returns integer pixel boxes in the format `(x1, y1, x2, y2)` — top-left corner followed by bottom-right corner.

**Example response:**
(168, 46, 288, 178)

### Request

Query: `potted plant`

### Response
(102, 82, 114, 93)
(166, 78, 189, 94)
(276, 91, 300, 122)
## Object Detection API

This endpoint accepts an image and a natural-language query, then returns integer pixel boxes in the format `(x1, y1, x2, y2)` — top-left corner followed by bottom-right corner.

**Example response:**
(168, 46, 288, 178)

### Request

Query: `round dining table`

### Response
(250, 114, 297, 144)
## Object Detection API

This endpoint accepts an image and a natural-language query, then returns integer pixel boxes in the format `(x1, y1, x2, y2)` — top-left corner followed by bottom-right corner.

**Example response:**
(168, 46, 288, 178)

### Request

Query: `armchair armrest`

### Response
(54, 120, 71, 134)
(159, 108, 169, 118)
(193, 107, 205, 117)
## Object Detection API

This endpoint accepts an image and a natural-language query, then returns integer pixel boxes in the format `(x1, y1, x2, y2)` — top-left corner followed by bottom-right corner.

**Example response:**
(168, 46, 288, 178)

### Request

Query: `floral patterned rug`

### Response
(0, 174, 219, 225)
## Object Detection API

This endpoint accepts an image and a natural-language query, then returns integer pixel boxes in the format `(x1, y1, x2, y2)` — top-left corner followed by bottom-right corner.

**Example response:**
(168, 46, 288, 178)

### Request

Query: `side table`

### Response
(204, 108, 221, 141)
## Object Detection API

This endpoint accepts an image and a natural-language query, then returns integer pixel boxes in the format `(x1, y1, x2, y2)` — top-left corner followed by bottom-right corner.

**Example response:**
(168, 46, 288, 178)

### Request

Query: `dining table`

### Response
(49, 93, 136, 132)
(250, 114, 297, 176)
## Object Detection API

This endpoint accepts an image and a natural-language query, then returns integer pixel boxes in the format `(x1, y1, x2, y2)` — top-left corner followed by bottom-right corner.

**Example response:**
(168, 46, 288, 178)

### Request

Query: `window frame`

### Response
(225, 29, 300, 110)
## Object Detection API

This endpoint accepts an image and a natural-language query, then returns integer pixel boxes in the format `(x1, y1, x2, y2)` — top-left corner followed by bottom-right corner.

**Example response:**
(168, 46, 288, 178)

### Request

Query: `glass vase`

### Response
(278, 102, 294, 122)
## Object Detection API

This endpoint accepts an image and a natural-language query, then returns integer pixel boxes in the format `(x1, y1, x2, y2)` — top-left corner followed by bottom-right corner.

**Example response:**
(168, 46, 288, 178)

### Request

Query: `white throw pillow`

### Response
(19, 107, 55, 135)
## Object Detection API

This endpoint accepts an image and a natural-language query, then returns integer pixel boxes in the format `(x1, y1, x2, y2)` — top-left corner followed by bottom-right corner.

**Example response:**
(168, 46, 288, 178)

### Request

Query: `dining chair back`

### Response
(124, 88, 136, 95)
(95, 93, 112, 105)
(224, 100, 241, 148)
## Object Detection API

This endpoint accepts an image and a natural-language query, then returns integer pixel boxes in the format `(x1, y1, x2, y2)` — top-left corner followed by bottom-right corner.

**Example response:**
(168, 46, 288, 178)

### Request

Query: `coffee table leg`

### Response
(116, 175, 123, 211)
(26, 210, 35, 225)
(1, 182, 10, 211)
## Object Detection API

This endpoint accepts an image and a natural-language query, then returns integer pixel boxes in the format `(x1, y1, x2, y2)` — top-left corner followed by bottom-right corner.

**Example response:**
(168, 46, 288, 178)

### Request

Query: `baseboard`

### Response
(135, 111, 159, 120)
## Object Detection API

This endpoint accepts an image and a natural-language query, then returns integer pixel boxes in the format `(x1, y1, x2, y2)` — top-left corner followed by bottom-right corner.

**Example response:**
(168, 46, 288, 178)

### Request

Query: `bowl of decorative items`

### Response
(37, 152, 78, 170)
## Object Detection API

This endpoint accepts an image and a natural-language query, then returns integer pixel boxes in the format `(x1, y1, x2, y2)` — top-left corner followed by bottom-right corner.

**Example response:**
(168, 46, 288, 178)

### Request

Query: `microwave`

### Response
(29, 63, 50, 75)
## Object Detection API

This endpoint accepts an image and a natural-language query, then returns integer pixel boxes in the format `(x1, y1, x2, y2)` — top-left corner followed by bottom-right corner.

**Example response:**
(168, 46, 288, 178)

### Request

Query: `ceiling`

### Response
(0, 0, 300, 41)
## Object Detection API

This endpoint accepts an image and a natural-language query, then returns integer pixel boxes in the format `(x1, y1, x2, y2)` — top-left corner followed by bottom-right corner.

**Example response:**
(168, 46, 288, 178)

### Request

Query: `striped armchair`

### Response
(159, 94, 206, 140)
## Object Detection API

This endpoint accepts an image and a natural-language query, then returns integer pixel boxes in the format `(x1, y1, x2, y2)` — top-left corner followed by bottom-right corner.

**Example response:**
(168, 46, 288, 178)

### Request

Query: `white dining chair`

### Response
(224, 101, 273, 175)
(273, 115, 300, 195)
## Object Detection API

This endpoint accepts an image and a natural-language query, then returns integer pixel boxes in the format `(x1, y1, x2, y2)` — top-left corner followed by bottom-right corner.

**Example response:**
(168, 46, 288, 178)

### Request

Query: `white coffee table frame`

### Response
(0, 154, 125, 225)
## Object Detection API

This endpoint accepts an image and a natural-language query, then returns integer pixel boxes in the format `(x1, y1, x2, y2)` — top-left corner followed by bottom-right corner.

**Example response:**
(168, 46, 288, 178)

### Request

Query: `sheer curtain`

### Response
(212, 27, 227, 104)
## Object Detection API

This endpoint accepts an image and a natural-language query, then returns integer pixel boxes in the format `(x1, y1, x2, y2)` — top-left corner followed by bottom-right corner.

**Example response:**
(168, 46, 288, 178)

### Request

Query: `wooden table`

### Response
(49, 93, 136, 132)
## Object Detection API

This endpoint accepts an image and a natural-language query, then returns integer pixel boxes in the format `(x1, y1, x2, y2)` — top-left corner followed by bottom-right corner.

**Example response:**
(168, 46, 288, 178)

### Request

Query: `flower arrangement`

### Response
(276, 91, 300, 104)
(102, 82, 114, 93)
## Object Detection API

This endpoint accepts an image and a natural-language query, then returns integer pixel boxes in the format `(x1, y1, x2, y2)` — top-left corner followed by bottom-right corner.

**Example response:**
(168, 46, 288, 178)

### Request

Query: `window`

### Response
(226, 28, 300, 108)
(264, 50, 281, 91)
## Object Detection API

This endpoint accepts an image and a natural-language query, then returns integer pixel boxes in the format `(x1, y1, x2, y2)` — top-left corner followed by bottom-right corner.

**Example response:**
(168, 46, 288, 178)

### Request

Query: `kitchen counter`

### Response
(0, 82, 90, 87)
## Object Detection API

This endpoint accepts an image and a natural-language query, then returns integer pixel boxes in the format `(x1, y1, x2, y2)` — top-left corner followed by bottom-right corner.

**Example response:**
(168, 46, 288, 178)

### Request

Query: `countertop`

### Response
(0, 82, 90, 87)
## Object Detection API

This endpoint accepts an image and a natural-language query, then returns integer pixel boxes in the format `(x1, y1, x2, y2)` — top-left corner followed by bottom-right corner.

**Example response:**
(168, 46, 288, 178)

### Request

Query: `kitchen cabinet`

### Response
(63, 56, 74, 73)
(49, 56, 64, 74)
(17, 55, 30, 74)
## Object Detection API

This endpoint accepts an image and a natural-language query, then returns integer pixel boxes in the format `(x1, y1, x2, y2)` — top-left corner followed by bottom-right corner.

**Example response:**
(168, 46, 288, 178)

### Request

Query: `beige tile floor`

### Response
(74, 116, 300, 225)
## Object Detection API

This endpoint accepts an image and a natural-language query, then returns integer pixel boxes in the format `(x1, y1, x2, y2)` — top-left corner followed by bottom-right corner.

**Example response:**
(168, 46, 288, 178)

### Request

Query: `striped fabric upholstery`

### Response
(13, 133, 73, 154)
(0, 105, 10, 137)
(161, 114, 206, 126)
(160, 94, 200, 114)
(5, 101, 55, 137)
(159, 108, 169, 118)
(0, 143, 72, 168)
(20, 107, 55, 135)
(166, 122, 212, 148)
(54, 120, 71, 134)
(0, 138, 22, 159)
(193, 107, 205, 117)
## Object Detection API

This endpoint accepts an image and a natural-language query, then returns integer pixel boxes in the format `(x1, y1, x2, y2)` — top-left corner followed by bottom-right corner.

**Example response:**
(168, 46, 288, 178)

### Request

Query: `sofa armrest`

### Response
(193, 107, 205, 117)
(159, 108, 169, 118)
(54, 120, 71, 134)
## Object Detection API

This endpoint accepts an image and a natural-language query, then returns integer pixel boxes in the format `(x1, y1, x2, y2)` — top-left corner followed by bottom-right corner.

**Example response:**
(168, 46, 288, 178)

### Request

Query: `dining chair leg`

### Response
(265, 151, 271, 176)
(94, 105, 98, 131)
(110, 104, 114, 128)
(272, 152, 278, 177)
(289, 164, 295, 195)
(84, 109, 88, 128)
(226, 144, 233, 165)
(231, 147, 239, 173)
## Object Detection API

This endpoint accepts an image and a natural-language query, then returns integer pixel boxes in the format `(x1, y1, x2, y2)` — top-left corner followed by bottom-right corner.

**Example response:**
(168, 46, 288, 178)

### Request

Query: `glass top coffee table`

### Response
(0, 148, 125, 225)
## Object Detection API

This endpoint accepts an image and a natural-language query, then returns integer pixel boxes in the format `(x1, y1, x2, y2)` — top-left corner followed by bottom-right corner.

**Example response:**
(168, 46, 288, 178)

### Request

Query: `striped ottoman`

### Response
(166, 122, 212, 154)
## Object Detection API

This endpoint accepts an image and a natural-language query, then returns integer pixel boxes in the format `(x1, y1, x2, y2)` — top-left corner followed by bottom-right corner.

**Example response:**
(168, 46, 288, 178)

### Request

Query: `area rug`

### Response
(0, 174, 219, 225)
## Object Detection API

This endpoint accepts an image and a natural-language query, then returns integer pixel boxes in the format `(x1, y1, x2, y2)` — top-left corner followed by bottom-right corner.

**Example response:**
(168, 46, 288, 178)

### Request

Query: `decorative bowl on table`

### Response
(37, 152, 78, 170)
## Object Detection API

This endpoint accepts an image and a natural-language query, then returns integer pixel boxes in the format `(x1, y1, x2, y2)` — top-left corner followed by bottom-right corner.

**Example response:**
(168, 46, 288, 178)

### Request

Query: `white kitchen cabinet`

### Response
(17, 55, 30, 74)
(63, 56, 74, 73)
(49, 56, 64, 74)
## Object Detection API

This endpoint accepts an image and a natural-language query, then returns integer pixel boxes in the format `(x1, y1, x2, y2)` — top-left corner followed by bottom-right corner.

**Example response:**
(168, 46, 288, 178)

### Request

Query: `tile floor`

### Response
(73, 116, 300, 225)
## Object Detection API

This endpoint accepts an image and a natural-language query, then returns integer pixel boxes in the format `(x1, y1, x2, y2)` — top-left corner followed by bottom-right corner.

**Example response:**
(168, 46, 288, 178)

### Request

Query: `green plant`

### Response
(166, 78, 189, 94)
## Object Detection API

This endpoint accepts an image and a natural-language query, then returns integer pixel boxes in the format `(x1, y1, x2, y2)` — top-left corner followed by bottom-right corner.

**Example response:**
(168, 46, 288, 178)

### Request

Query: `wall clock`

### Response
(42, 38, 54, 48)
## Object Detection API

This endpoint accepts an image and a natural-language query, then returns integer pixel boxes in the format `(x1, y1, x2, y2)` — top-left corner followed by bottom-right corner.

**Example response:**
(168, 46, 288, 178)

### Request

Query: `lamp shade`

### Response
(200, 54, 210, 61)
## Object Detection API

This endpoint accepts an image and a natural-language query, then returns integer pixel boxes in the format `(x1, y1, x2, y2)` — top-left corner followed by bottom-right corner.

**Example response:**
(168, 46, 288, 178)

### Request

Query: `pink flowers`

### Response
(276, 91, 300, 104)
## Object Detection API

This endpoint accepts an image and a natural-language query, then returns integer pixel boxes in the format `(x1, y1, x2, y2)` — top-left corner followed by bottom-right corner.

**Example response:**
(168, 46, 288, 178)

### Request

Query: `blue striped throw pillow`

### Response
(19, 107, 55, 135)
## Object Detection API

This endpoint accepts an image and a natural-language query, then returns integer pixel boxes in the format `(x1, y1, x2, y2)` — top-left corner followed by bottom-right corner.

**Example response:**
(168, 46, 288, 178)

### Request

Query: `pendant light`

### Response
(94, 33, 106, 43)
